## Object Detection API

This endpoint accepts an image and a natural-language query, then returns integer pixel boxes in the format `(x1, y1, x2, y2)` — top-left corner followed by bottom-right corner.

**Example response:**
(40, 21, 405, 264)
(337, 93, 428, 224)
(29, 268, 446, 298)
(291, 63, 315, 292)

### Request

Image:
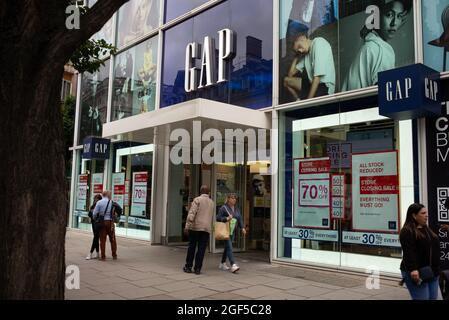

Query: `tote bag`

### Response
(214, 221, 230, 240)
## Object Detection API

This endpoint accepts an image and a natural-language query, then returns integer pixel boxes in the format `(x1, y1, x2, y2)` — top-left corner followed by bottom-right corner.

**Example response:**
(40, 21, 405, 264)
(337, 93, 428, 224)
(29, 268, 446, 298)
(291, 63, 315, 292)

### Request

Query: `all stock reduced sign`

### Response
(426, 115, 449, 269)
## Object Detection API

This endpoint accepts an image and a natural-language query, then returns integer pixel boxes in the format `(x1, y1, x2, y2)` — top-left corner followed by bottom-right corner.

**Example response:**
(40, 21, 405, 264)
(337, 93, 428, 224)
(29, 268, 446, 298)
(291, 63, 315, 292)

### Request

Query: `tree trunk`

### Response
(0, 64, 68, 299)
(0, 0, 128, 299)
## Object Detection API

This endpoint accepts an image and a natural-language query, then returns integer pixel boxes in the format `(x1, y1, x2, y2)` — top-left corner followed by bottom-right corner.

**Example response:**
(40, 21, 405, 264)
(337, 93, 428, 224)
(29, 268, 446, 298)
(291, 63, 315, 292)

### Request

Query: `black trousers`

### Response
(90, 222, 100, 253)
(185, 230, 209, 271)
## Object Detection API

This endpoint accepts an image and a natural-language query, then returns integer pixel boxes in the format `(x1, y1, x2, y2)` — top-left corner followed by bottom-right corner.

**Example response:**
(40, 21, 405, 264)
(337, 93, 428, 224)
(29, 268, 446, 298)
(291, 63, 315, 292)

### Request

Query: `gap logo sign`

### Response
(378, 64, 441, 120)
(82, 137, 110, 160)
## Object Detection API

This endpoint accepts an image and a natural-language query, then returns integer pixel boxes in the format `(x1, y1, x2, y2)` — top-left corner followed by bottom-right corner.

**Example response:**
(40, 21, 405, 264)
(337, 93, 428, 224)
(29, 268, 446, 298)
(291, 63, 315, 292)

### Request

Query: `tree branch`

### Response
(50, 0, 129, 66)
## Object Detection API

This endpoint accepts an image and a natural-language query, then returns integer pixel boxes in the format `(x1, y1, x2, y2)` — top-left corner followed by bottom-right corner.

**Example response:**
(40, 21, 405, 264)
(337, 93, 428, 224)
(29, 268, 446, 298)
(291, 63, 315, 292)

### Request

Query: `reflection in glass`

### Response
(112, 37, 158, 120)
(79, 61, 110, 144)
(161, 0, 273, 109)
(164, 0, 209, 22)
(117, 0, 160, 48)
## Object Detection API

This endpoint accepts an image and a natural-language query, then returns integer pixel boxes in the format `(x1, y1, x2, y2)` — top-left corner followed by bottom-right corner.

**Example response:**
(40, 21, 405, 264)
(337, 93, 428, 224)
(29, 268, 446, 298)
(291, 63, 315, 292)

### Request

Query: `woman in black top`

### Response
(400, 203, 440, 300)
(86, 194, 102, 260)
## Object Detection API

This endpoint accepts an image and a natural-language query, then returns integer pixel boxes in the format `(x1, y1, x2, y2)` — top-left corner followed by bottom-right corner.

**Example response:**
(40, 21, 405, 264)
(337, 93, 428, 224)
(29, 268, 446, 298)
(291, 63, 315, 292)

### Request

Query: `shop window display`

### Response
(278, 98, 415, 273)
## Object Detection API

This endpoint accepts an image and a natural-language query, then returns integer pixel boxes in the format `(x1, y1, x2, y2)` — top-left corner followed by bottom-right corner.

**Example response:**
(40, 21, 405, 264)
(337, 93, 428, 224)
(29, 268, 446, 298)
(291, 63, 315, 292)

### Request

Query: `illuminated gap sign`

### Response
(378, 63, 441, 120)
(185, 28, 236, 92)
(82, 137, 110, 160)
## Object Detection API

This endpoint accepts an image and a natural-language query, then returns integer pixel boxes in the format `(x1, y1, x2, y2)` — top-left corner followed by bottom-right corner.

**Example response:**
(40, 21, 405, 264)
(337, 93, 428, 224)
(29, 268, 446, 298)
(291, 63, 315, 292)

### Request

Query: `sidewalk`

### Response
(65, 229, 411, 300)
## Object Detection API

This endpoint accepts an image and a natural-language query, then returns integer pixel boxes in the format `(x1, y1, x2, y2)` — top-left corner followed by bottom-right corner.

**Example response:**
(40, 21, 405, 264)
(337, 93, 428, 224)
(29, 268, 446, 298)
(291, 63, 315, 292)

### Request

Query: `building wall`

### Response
(68, 0, 446, 274)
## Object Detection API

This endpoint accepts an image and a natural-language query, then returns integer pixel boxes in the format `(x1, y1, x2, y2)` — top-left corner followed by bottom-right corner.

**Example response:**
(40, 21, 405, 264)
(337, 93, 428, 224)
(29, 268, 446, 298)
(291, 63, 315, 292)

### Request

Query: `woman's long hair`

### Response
(402, 203, 437, 240)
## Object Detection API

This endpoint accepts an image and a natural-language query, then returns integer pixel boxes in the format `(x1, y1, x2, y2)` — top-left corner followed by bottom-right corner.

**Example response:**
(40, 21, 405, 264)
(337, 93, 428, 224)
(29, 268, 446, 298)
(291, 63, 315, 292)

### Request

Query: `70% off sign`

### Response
(299, 180, 329, 206)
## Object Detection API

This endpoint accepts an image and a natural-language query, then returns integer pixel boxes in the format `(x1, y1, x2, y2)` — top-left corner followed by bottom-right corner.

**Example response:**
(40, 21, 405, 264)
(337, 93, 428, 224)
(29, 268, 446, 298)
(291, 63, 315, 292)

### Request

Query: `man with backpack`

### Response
(93, 190, 118, 261)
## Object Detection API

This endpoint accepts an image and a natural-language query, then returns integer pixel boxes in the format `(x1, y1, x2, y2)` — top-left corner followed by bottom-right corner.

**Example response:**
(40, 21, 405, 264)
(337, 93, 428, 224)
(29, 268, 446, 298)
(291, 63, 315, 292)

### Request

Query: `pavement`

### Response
(65, 229, 412, 300)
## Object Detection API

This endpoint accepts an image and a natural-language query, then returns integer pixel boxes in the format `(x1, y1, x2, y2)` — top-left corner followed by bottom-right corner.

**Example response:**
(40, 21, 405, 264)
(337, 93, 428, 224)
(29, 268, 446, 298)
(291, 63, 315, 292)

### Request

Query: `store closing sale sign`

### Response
(293, 157, 331, 229)
(131, 172, 148, 217)
(352, 151, 399, 233)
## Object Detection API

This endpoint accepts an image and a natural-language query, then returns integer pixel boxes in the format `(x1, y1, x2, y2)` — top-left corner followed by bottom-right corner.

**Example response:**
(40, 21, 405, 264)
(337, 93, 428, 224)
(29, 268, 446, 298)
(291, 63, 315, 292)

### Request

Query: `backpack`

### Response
(440, 270, 449, 300)
(112, 201, 123, 224)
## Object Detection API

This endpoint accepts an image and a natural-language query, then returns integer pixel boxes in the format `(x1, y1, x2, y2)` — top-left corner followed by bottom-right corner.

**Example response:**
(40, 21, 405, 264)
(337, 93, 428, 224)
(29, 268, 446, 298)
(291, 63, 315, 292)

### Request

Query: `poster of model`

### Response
(293, 157, 331, 229)
(131, 172, 148, 217)
(76, 174, 88, 211)
(112, 172, 126, 208)
(352, 151, 400, 233)
(280, 0, 338, 103)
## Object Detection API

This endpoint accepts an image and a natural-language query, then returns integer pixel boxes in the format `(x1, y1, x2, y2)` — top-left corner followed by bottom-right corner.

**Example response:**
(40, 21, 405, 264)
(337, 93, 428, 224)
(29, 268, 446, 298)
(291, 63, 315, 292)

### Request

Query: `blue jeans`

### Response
(401, 271, 440, 300)
(221, 236, 235, 266)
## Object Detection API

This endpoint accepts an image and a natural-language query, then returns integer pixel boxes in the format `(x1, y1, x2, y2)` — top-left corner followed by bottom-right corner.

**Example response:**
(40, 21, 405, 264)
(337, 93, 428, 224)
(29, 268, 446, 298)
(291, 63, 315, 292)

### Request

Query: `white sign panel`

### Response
(76, 174, 88, 211)
(112, 173, 126, 208)
(90, 173, 103, 207)
(342, 231, 400, 247)
(331, 174, 345, 219)
(131, 172, 148, 217)
(352, 151, 400, 233)
(283, 227, 339, 242)
(293, 158, 331, 229)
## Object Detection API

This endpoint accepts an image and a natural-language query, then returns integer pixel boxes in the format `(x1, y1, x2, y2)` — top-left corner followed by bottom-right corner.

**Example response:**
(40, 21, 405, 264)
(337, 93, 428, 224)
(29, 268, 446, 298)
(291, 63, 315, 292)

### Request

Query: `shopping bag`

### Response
(214, 221, 230, 240)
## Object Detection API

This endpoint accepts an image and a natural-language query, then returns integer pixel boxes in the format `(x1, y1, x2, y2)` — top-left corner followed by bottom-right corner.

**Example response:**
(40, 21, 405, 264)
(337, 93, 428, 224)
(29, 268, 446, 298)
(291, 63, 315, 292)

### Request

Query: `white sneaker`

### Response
(230, 264, 240, 273)
(85, 253, 92, 260)
(92, 252, 99, 259)
(219, 263, 230, 271)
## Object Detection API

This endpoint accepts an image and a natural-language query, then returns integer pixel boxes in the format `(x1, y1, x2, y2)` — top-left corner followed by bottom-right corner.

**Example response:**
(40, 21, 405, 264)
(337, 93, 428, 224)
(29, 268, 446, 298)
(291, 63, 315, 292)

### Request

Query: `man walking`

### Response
(183, 185, 215, 275)
(93, 190, 118, 260)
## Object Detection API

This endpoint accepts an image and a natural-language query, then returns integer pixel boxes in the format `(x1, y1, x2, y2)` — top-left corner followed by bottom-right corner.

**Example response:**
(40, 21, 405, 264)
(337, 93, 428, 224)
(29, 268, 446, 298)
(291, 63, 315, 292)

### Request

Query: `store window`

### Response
(112, 36, 158, 121)
(164, 0, 209, 23)
(116, 0, 160, 48)
(278, 97, 416, 274)
(78, 60, 110, 144)
(279, 0, 415, 104)
(111, 142, 154, 240)
(73, 151, 106, 230)
(161, 0, 273, 109)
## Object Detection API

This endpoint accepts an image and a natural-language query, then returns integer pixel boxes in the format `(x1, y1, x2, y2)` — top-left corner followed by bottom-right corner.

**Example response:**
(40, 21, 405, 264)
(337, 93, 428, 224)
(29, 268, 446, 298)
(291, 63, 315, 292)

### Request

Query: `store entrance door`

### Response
(211, 164, 247, 253)
(167, 163, 212, 244)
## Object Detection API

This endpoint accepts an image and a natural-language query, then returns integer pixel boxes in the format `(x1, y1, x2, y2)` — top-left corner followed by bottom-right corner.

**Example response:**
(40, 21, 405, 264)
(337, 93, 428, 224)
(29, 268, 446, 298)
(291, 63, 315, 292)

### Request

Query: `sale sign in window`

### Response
(293, 158, 331, 229)
(76, 174, 88, 211)
(131, 172, 148, 217)
(90, 173, 104, 207)
(352, 151, 400, 233)
(112, 172, 125, 208)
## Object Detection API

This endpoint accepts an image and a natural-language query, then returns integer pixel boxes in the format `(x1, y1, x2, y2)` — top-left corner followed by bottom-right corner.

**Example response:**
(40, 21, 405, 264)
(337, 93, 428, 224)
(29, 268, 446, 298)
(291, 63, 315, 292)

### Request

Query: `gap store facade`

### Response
(69, 0, 449, 276)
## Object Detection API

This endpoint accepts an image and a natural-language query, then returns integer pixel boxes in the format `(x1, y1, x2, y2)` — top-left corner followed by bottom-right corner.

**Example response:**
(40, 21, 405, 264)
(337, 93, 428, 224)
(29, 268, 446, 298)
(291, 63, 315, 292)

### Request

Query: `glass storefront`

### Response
(73, 151, 106, 230)
(278, 97, 416, 274)
(110, 142, 154, 240)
